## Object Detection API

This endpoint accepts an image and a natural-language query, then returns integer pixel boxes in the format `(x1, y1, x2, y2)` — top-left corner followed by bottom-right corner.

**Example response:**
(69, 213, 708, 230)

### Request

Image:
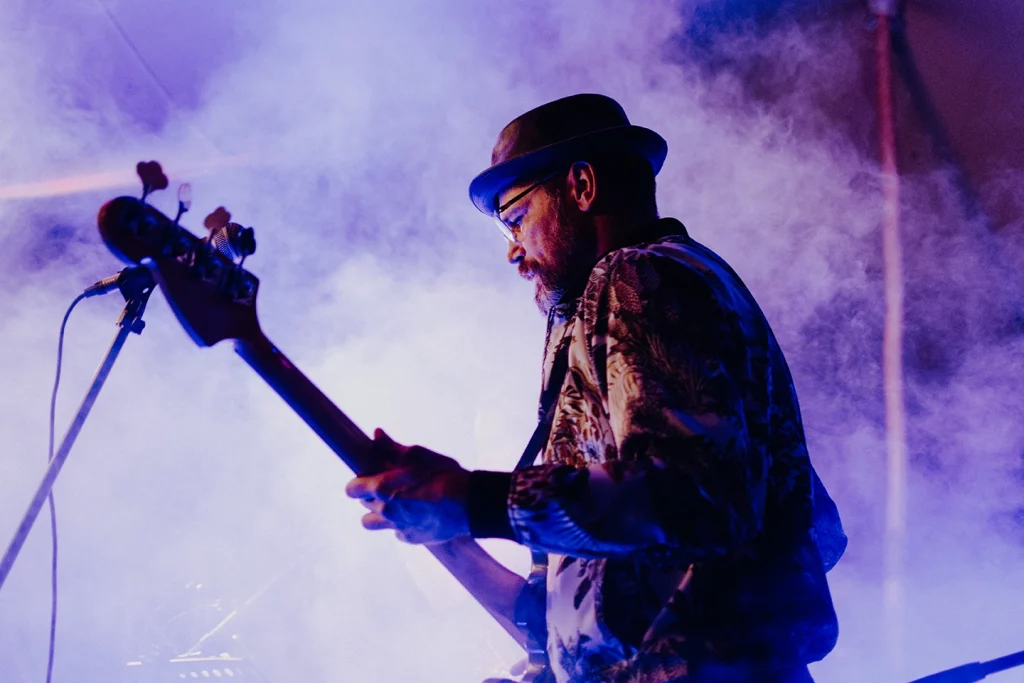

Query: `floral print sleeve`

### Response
(506, 243, 769, 561)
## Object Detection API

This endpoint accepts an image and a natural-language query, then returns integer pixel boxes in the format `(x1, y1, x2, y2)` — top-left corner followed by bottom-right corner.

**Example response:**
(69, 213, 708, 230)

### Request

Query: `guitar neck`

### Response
(233, 332, 526, 649)
(234, 334, 377, 474)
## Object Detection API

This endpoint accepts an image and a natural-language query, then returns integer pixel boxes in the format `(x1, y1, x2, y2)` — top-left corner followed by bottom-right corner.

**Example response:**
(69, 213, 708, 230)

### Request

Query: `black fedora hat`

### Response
(469, 93, 667, 216)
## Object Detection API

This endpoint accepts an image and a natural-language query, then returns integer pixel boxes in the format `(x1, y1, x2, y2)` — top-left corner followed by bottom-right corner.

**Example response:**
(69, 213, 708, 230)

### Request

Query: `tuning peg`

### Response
(210, 222, 257, 266)
(203, 206, 231, 232)
(233, 225, 256, 259)
(173, 183, 192, 225)
(136, 161, 169, 202)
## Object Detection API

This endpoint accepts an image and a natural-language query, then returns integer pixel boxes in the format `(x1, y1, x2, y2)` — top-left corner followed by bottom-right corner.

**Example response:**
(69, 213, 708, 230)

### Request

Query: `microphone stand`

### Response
(0, 266, 155, 592)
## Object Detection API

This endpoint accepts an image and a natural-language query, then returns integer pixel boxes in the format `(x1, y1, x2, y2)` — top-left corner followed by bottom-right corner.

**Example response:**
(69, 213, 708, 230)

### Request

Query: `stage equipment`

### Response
(908, 648, 1024, 683)
(120, 580, 273, 683)
(0, 164, 162, 595)
(94, 160, 541, 679)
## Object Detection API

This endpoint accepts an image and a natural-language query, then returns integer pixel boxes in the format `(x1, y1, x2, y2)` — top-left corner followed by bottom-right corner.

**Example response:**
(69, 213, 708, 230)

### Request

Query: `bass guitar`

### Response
(96, 162, 552, 682)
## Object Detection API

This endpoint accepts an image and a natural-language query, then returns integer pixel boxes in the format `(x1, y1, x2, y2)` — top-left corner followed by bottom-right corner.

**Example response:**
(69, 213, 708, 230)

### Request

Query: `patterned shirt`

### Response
(468, 219, 839, 682)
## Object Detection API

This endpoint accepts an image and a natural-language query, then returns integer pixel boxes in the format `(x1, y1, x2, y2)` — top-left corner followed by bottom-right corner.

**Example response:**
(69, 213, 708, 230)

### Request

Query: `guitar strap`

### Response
(516, 296, 577, 472)
(515, 341, 570, 471)
(511, 321, 572, 681)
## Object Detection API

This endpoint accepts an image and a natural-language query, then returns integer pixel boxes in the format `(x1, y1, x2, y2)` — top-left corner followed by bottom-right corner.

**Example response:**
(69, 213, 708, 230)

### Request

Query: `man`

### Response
(346, 94, 843, 682)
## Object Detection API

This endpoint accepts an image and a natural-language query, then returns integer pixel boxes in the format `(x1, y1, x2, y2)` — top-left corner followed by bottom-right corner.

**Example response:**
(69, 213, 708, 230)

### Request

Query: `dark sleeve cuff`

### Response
(466, 470, 515, 540)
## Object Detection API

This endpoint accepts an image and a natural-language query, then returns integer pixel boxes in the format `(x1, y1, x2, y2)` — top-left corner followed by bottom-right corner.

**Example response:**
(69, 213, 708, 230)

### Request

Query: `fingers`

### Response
(344, 468, 410, 501)
(346, 430, 462, 546)
(360, 509, 426, 545)
(361, 511, 395, 531)
(394, 529, 420, 545)
(344, 475, 375, 500)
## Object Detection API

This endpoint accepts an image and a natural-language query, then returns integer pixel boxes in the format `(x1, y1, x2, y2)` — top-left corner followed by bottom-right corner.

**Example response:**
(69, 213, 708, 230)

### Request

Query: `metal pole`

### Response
(0, 276, 153, 592)
(872, 3, 909, 677)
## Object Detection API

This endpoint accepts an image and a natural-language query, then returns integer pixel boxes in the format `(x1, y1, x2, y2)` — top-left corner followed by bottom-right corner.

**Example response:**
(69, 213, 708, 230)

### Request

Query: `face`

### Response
(497, 175, 596, 314)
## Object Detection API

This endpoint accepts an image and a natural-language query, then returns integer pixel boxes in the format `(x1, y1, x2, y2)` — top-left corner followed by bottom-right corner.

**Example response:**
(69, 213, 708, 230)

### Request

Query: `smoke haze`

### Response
(0, 1, 1021, 681)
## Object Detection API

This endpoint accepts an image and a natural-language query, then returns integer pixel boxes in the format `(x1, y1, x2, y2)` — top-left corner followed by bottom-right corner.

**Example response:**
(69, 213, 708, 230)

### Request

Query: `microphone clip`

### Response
(83, 265, 156, 304)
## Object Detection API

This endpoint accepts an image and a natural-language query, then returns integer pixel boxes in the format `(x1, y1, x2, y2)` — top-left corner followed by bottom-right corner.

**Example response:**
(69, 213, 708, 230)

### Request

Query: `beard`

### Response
(520, 190, 595, 315)
(525, 261, 567, 315)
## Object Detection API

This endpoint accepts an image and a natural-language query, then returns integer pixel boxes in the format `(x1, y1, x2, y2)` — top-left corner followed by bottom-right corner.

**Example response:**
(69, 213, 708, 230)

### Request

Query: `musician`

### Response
(346, 94, 843, 682)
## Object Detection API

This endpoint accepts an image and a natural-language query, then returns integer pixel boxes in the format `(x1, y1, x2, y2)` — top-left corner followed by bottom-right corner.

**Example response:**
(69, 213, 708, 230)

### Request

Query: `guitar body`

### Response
(96, 176, 553, 681)
(519, 553, 554, 683)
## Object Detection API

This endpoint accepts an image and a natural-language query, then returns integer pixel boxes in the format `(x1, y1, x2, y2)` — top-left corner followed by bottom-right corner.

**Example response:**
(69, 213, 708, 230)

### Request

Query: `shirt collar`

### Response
(549, 217, 689, 315)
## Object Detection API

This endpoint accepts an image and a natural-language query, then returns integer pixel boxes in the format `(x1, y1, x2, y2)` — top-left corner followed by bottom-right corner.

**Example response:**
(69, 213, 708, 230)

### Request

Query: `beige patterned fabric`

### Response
(507, 220, 839, 682)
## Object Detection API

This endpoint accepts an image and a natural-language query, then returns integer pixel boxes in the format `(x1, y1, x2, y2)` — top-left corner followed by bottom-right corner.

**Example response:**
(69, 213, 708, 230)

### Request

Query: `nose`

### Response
(506, 239, 525, 265)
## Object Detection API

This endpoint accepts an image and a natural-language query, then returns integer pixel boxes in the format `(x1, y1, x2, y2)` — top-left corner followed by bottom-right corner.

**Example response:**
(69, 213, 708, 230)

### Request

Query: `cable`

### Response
(45, 293, 86, 683)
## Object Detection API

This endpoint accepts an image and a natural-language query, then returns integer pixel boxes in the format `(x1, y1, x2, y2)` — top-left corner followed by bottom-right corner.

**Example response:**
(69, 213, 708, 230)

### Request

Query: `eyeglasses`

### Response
(493, 170, 561, 243)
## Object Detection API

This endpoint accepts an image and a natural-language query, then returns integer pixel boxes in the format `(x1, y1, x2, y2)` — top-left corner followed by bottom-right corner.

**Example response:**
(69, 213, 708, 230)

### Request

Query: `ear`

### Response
(566, 161, 597, 212)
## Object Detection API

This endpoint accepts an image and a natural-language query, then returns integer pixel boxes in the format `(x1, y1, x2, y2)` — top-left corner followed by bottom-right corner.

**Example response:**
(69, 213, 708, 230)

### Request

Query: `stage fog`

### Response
(0, 1, 1021, 681)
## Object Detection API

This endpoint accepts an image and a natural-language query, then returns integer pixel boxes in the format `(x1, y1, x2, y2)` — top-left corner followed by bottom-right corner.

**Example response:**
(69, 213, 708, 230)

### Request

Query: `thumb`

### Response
(372, 427, 408, 466)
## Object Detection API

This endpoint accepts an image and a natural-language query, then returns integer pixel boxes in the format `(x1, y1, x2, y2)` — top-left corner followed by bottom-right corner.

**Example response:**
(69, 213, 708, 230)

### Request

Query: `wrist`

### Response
(466, 470, 515, 540)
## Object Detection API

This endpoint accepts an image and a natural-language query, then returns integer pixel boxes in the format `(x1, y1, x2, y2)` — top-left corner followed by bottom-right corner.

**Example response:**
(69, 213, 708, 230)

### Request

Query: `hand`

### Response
(345, 429, 471, 545)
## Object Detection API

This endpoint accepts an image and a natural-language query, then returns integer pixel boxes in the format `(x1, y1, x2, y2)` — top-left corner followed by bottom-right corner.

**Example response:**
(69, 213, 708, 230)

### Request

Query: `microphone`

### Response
(82, 266, 149, 298)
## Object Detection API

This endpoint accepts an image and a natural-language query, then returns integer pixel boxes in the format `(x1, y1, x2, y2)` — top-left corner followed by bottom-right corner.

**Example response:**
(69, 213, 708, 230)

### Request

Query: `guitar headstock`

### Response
(97, 162, 262, 347)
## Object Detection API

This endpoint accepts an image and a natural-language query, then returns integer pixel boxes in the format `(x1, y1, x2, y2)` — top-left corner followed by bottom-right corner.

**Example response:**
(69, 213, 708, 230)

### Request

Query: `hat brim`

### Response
(468, 125, 667, 216)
